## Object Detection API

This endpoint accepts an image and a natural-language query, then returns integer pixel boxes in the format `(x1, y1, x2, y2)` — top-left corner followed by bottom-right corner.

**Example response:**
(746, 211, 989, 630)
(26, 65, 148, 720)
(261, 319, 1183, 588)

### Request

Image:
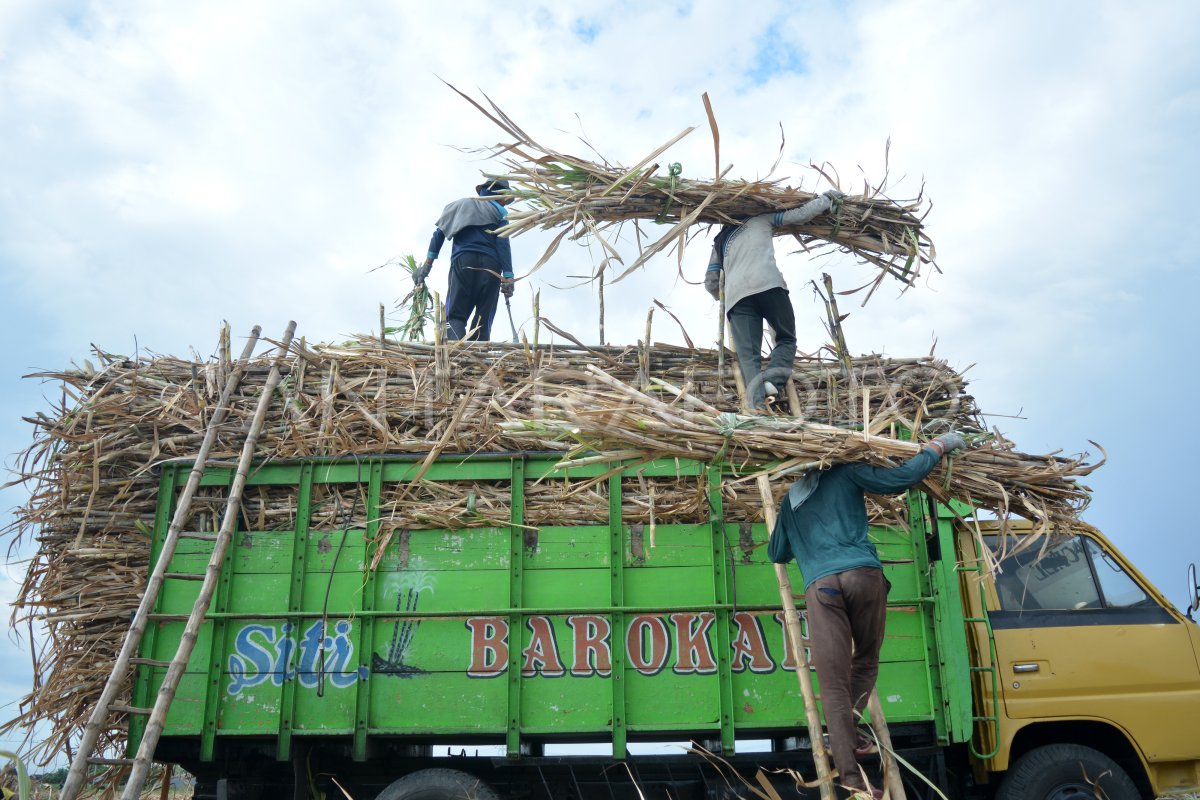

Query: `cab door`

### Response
(986, 532, 1200, 764)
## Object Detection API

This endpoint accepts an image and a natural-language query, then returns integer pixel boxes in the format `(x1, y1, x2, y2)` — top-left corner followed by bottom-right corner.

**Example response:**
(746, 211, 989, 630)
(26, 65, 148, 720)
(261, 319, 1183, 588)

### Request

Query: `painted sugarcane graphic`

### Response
(374, 586, 427, 676)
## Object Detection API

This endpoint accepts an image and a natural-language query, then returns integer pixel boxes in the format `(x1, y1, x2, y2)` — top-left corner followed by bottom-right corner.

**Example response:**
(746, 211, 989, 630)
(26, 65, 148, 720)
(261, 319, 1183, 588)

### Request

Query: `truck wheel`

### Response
(375, 768, 501, 800)
(996, 743, 1141, 800)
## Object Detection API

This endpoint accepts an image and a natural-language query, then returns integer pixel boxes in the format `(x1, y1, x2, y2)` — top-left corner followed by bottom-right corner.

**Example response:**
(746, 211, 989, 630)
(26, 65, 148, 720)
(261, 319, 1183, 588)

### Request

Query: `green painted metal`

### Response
(506, 458, 525, 758)
(135, 453, 978, 759)
(353, 459, 383, 761)
(708, 468, 735, 754)
(906, 491, 945, 742)
(277, 462, 314, 761)
(926, 498, 974, 745)
(948, 504, 1002, 761)
(200, 469, 239, 760)
(608, 472, 625, 758)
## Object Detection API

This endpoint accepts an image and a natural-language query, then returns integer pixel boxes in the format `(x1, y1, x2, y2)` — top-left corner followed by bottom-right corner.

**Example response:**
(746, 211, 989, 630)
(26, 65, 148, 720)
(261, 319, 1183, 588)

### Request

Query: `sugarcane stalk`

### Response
(821, 273, 854, 379)
(598, 266, 606, 345)
(533, 290, 541, 348)
(868, 688, 906, 799)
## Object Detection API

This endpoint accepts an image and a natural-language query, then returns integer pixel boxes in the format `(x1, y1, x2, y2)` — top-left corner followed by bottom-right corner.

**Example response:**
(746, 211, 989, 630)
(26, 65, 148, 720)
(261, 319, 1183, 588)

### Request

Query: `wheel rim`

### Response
(1047, 783, 1096, 800)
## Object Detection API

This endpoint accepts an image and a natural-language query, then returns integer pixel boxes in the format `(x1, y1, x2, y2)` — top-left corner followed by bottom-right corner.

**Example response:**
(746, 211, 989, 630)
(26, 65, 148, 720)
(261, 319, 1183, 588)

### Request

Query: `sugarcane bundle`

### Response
(495, 363, 1098, 532)
(449, 85, 935, 296)
(383, 254, 436, 341)
(1, 332, 1087, 764)
(375, 475, 899, 530)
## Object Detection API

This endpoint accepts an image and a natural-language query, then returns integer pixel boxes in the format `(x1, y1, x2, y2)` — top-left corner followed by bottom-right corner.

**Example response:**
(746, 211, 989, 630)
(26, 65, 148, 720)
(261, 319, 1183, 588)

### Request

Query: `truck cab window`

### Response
(988, 535, 1102, 611)
(987, 534, 1159, 613)
(1084, 537, 1151, 608)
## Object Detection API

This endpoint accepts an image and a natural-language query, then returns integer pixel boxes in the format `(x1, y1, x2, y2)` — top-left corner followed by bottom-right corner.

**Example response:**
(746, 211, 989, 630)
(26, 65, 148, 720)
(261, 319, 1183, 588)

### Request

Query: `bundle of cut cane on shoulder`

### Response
(447, 83, 935, 299)
(495, 364, 1100, 541)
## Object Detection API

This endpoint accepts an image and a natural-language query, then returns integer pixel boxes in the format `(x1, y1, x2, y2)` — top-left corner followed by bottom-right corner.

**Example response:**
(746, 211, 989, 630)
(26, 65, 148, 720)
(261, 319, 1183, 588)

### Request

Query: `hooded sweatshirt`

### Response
(427, 197, 513, 273)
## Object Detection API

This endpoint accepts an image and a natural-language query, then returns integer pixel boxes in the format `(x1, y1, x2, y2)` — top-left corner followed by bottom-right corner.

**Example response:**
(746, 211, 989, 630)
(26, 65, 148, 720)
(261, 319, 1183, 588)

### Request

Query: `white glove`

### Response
(704, 269, 721, 300)
(930, 432, 966, 456)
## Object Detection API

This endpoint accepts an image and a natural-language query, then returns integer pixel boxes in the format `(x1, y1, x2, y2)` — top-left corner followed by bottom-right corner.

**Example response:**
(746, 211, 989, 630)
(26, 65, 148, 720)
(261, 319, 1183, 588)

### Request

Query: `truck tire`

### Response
(996, 743, 1141, 800)
(375, 768, 501, 800)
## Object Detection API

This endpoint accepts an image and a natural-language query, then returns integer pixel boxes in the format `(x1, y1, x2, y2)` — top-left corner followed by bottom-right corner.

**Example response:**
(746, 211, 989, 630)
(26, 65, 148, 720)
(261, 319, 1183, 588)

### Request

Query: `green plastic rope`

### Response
(655, 162, 684, 223)
(713, 411, 760, 437)
(711, 411, 760, 463)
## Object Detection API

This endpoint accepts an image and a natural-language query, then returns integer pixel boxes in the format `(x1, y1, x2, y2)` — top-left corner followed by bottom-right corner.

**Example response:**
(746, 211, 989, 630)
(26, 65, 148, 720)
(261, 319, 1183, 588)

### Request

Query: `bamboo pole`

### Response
(60, 326, 264, 800)
(119, 321, 297, 800)
(727, 328, 835, 800)
(769, 513, 836, 799)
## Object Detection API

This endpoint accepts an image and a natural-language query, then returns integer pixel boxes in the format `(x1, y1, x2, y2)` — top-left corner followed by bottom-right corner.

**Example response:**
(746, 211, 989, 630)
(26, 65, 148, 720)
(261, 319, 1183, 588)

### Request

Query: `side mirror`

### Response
(1188, 563, 1200, 620)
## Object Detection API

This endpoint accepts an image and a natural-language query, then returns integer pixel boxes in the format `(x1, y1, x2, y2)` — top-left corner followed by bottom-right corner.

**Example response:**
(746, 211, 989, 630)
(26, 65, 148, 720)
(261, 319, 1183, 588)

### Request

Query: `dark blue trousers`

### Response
(446, 252, 502, 341)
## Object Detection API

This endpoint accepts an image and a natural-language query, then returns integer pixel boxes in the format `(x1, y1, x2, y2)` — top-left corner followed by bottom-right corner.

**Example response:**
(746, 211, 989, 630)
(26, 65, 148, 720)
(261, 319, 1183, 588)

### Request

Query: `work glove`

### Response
(929, 432, 966, 457)
(413, 261, 432, 285)
(704, 269, 721, 300)
(501, 272, 515, 298)
(822, 189, 846, 203)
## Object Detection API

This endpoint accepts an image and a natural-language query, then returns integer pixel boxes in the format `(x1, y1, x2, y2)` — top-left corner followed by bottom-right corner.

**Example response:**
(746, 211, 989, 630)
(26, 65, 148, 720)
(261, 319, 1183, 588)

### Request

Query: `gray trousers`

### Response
(804, 566, 889, 791)
(727, 287, 797, 408)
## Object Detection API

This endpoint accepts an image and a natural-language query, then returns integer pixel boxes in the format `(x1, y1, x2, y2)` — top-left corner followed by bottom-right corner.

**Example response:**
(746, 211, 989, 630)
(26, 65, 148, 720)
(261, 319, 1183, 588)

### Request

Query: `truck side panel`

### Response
(134, 456, 969, 759)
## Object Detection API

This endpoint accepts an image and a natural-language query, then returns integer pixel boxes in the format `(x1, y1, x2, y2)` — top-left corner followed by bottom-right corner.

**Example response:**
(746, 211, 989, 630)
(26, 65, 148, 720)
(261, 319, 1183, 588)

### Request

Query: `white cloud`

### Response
(1, 0, 1199, 754)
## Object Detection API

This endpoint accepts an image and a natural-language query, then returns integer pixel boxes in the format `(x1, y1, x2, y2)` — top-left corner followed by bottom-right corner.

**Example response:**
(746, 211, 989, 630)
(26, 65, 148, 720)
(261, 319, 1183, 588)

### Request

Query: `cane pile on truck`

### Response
(5, 92, 1200, 800)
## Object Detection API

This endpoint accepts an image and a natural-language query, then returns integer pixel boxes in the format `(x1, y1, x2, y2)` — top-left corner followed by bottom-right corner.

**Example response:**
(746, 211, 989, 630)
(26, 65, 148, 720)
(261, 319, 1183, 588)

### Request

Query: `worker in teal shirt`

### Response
(769, 432, 965, 798)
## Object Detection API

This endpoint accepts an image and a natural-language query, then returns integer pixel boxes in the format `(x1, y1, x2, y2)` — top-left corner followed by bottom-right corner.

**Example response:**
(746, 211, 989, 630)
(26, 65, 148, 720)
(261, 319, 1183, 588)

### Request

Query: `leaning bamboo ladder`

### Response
(60, 322, 297, 800)
(723, 272, 905, 799)
(815, 274, 907, 799)
(733, 354, 906, 800)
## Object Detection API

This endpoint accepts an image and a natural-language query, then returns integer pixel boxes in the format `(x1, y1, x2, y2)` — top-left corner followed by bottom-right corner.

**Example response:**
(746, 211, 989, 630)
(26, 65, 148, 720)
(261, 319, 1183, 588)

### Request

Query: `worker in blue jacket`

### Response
(768, 432, 966, 798)
(415, 179, 515, 341)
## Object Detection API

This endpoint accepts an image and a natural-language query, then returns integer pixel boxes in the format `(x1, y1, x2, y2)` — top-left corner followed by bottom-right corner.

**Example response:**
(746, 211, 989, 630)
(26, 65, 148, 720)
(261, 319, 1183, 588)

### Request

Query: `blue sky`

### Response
(1, 0, 1199, 765)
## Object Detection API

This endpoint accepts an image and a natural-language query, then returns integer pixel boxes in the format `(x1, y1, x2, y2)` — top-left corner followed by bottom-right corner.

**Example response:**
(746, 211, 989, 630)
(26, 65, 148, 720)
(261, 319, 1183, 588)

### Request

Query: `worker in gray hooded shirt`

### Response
(705, 190, 843, 409)
(416, 179, 515, 341)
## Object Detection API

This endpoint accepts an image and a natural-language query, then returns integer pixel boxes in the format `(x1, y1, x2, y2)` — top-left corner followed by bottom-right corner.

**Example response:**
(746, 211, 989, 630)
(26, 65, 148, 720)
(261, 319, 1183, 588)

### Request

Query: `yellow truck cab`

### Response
(959, 518, 1200, 798)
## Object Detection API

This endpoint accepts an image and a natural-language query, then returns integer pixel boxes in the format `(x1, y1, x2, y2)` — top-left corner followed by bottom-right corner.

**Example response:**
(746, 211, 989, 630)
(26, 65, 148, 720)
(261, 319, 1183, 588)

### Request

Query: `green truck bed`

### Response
(132, 453, 975, 764)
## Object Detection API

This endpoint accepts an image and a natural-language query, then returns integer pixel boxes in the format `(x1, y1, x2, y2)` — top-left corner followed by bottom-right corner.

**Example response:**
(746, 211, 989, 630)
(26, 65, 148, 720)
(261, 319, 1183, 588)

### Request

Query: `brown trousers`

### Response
(804, 566, 889, 791)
